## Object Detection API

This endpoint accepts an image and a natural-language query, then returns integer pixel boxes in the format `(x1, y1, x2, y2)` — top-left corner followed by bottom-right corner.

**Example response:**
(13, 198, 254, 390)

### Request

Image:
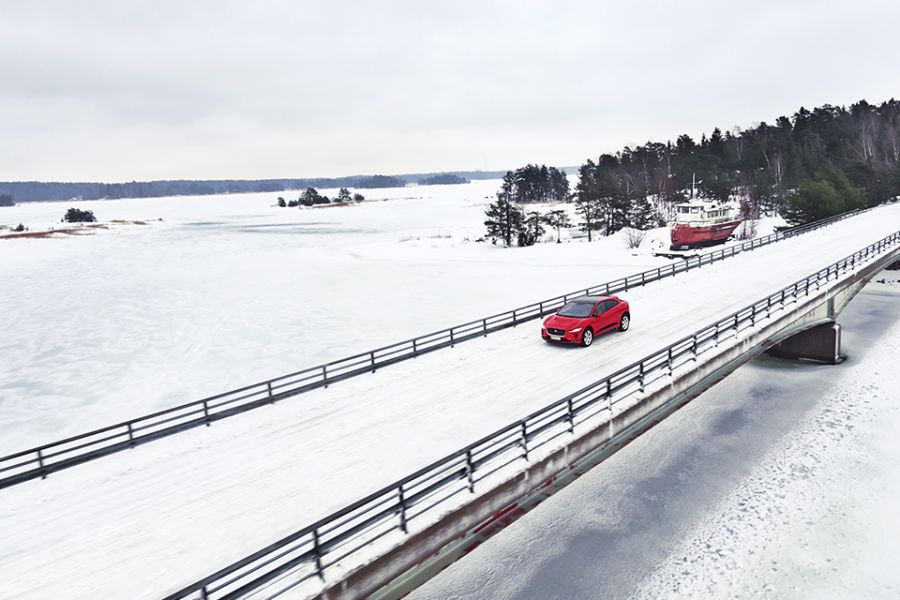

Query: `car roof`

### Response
(568, 295, 611, 303)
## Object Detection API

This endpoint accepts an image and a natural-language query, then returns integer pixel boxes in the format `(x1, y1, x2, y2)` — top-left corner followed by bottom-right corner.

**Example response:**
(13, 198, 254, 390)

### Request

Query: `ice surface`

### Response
(1, 180, 674, 453)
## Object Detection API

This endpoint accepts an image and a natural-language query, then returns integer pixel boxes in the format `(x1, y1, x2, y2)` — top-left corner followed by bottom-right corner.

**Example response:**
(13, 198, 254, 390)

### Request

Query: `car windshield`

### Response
(557, 301, 594, 318)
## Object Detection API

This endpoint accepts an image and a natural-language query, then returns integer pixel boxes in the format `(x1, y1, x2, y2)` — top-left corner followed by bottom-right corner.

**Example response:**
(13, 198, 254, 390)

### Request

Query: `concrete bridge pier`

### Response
(767, 321, 842, 364)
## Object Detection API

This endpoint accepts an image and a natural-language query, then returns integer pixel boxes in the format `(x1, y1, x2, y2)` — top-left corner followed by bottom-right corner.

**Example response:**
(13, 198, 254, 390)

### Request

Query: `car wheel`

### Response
(619, 314, 630, 332)
(581, 328, 594, 347)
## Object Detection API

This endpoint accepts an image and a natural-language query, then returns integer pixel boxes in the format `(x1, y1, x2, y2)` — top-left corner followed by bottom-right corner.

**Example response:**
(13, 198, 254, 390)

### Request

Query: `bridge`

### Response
(1, 204, 898, 600)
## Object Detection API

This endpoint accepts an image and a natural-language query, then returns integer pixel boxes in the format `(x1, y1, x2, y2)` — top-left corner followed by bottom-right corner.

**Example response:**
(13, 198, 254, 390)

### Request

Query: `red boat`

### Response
(670, 199, 742, 249)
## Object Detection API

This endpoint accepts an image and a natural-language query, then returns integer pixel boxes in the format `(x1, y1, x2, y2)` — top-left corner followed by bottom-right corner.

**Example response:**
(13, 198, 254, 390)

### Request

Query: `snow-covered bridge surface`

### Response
(1, 204, 899, 599)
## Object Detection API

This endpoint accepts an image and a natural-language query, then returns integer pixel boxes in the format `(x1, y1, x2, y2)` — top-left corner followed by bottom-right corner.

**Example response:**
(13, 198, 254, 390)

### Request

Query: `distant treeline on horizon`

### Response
(0, 170, 507, 203)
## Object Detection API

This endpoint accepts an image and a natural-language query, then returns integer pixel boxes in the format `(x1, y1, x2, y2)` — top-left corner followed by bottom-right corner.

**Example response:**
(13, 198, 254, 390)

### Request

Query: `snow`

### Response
(409, 278, 900, 600)
(0, 179, 675, 454)
(0, 202, 897, 600)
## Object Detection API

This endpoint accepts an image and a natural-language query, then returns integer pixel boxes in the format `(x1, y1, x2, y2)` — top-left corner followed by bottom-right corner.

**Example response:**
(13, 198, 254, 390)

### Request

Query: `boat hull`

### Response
(670, 219, 742, 249)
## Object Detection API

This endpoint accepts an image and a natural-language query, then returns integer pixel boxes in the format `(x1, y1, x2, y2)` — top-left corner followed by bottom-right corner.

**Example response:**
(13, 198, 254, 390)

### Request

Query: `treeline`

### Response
(501, 164, 569, 203)
(355, 175, 406, 188)
(0, 194, 13, 207)
(0, 172, 464, 203)
(0, 176, 403, 203)
(484, 166, 572, 246)
(277, 187, 365, 207)
(574, 99, 900, 231)
(417, 174, 470, 186)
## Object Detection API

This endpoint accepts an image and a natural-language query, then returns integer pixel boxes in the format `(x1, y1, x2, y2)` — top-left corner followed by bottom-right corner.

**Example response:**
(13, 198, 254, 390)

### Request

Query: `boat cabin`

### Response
(674, 200, 738, 225)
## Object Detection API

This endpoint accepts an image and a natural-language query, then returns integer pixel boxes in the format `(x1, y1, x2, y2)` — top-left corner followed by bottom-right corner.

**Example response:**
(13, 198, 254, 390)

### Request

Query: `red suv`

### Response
(541, 295, 630, 346)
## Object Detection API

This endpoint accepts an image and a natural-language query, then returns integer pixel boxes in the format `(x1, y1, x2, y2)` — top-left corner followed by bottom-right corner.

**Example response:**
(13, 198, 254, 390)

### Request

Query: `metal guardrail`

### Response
(161, 228, 900, 600)
(0, 208, 871, 489)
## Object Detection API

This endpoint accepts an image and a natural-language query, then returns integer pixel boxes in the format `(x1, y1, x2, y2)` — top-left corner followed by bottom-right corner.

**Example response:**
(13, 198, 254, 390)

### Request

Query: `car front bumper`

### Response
(542, 328, 581, 344)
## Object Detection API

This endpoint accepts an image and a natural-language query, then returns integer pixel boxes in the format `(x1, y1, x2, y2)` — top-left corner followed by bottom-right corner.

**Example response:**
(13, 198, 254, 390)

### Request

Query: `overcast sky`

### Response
(1, 0, 899, 182)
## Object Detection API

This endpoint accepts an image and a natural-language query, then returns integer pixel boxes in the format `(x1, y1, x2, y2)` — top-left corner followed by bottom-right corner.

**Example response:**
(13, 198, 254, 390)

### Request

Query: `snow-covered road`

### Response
(1, 204, 898, 599)
(409, 271, 900, 600)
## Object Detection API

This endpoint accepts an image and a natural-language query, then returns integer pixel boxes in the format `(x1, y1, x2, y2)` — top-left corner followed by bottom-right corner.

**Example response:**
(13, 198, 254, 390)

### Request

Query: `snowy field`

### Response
(0, 204, 895, 600)
(410, 276, 900, 600)
(1, 179, 683, 453)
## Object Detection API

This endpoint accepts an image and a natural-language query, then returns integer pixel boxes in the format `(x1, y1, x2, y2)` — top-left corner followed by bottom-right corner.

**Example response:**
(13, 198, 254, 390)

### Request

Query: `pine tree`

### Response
(337, 187, 352, 202)
(519, 211, 545, 246)
(484, 187, 524, 247)
(63, 208, 96, 223)
(575, 162, 603, 241)
(783, 163, 865, 225)
(627, 195, 655, 230)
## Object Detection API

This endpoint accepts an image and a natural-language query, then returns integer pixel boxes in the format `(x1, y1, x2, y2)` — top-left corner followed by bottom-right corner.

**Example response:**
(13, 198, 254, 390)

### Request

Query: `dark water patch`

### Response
(710, 407, 750, 436)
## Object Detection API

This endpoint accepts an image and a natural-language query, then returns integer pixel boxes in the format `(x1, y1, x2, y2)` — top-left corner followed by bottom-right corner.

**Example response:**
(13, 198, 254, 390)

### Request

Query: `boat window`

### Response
(691, 207, 700, 213)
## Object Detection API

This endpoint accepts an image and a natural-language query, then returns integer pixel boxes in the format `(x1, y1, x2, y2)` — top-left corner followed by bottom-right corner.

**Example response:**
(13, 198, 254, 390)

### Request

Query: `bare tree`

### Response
(736, 219, 758, 240)
(623, 227, 647, 249)
(542, 209, 572, 243)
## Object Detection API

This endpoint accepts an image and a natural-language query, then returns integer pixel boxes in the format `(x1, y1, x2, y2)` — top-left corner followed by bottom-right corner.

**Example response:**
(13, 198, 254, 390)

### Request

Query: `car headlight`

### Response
(570, 328, 582, 333)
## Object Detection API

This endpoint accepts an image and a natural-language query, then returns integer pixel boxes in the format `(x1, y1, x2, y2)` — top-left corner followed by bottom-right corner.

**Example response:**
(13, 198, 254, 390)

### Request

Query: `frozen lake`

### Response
(0, 180, 670, 452)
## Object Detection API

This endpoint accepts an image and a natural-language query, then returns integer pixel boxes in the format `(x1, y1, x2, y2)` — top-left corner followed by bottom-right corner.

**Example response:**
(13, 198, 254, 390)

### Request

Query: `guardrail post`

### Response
(482, 319, 487, 337)
(398, 485, 408, 533)
(734, 313, 739, 338)
(640, 272, 646, 286)
(322, 365, 328, 388)
(512, 311, 517, 327)
(539, 301, 544, 315)
(370, 351, 376, 373)
(691, 335, 698, 361)
(667, 347, 673, 375)
(266, 381, 274, 403)
(199, 586, 209, 600)
(412, 338, 418, 357)
(465, 450, 475, 492)
(606, 379, 614, 437)
(37, 449, 47, 479)
(714, 323, 719, 346)
(567, 397, 575, 433)
(202, 400, 210, 427)
(450, 329, 455, 347)
(751, 304, 756, 326)
(521, 422, 529, 461)
(312, 529, 324, 579)
(638, 362, 645, 392)
(127, 422, 135, 448)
